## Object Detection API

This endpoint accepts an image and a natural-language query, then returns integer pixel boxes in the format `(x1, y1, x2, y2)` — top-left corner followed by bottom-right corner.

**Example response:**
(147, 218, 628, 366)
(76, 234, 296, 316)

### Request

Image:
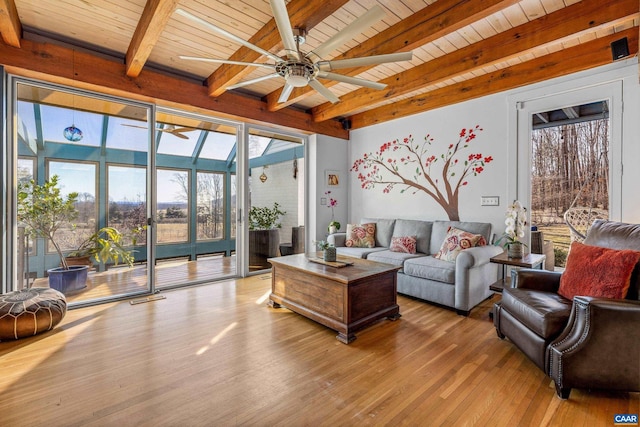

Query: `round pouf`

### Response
(0, 288, 67, 341)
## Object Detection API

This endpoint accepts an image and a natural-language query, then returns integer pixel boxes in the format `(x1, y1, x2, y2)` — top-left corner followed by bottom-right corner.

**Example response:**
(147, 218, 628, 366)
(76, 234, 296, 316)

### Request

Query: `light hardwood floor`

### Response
(0, 276, 637, 426)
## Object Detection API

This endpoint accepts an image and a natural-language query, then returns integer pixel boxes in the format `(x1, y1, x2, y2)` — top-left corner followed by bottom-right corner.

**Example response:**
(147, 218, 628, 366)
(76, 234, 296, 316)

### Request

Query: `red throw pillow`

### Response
(390, 236, 417, 254)
(558, 241, 640, 300)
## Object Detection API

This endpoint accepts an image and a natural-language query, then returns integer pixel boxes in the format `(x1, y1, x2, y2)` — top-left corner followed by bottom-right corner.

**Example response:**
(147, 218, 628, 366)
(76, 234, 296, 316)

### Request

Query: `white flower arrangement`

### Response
(497, 200, 528, 248)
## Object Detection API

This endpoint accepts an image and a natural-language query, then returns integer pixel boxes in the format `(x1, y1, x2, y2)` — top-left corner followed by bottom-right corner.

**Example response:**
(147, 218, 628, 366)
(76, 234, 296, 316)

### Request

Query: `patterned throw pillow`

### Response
(434, 226, 487, 262)
(390, 236, 417, 254)
(345, 223, 376, 248)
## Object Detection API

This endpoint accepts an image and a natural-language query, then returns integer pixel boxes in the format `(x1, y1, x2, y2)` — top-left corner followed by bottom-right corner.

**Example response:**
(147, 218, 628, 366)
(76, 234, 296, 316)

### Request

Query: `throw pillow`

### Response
(434, 226, 487, 262)
(390, 236, 417, 254)
(345, 223, 376, 248)
(558, 241, 640, 300)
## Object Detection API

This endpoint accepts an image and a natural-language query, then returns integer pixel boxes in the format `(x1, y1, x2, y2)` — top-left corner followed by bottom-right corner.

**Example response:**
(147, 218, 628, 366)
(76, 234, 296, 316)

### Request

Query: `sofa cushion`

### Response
(501, 287, 572, 339)
(390, 236, 417, 254)
(367, 249, 423, 268)
(346, 223, 376, 248)
(361, 218, 396, 247)
(336, 247, 387, 259)
(558, 241, 640, 300)
(434, 226, 487, 262)
(430, 221, 492, 255)
(392, 219, 433, 254)
(402, 256, 455, 284)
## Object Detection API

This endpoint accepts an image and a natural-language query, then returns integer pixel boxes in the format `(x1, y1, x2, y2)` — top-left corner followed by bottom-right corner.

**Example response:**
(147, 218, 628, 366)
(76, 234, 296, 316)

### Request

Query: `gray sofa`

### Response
(327, 218, 503, 315)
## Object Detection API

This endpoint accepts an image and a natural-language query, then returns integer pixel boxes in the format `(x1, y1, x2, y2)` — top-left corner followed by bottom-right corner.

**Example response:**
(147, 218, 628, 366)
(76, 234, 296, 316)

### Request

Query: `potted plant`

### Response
(66, 226, 137, 268)
(315, 240, 336, 262)
(495, 200, 528, 258)
(248, 202, 286, 269)
(17, 175, 88, 292)
(325, 191, 341, 234)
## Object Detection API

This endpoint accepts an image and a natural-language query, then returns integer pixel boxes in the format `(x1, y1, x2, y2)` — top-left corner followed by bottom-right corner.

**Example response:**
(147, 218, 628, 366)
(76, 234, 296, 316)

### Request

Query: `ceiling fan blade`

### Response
(309, 5, 386, 61)
(278, 83, 295, 104)
(317, 71, 387, 90)
(178, 56, 274, 69)
(121, 124, 147, 129)
(175, 8, 282, 63)
(308, 80, 340, 104)
(226, 73, 280, 90)
(173, 127, 196, 133)
(269, 0, 300, 60)
(318, 51, 413, 71)
(171, 132, 190, 140)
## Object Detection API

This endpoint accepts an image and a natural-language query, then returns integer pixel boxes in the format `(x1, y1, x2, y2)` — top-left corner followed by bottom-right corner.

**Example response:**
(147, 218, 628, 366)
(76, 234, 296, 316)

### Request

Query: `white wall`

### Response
(250, 159, 304, 245)
(345, 58, 640, 239)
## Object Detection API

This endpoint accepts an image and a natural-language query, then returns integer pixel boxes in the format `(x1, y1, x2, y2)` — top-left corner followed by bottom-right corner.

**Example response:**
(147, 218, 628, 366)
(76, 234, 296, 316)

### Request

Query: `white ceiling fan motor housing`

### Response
(276, 61, 317, 87)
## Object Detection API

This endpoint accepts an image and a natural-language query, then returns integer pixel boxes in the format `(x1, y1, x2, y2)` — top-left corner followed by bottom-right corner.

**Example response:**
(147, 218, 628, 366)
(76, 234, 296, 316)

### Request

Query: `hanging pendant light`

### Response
(64, 92, 83, 142)
(259, 167, 268, 183)
(63, 124, 83, 142)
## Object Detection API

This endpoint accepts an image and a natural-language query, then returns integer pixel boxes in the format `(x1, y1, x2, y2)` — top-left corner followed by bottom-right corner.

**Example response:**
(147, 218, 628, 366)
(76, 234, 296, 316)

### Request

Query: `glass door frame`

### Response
(5, 75, 157, 306)
(510, 79, 624, 242)
(154, 106, 243, 287)
(241, 124, 307, 277)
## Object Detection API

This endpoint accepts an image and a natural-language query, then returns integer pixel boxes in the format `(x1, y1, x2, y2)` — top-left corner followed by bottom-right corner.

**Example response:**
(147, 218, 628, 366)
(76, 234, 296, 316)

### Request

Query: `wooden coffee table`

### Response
(268, 253, 401, 344)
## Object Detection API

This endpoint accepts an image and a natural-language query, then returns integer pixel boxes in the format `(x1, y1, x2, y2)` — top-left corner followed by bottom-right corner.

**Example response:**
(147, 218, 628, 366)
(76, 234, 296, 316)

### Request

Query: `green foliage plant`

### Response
(17, 175, 79, 270)
(249, 202, 286, 230)
(67, 226, 136, 267)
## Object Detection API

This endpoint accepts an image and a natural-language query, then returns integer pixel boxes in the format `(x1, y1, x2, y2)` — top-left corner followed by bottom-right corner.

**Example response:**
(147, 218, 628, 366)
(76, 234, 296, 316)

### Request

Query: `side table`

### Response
(489, 252, 546, 292)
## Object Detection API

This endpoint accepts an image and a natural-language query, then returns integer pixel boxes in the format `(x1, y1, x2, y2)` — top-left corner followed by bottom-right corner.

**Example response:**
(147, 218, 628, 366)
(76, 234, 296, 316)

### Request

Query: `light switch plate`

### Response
(481, 196, 500, 206)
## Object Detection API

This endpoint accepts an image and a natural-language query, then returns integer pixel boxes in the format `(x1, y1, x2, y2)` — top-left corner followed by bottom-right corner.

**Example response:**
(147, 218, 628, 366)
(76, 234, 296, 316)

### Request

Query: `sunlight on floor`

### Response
(196, 322, 237, 356)
(255, 289, 271, 305)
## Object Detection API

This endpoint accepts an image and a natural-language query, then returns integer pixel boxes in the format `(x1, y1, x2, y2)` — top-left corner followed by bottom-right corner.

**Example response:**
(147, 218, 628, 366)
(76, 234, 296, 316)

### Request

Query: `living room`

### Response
(1, 0, 639, 425)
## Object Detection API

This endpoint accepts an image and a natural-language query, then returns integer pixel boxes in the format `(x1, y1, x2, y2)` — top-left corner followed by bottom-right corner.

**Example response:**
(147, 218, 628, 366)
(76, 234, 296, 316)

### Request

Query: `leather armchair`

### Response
(493, 220, 640, 399)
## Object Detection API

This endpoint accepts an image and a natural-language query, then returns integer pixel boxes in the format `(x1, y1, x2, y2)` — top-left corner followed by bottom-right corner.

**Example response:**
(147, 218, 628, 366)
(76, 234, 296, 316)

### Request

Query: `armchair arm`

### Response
(514, 269, 562, 292)
(327, 232, 346, 247)
(549, 296, 640, 397)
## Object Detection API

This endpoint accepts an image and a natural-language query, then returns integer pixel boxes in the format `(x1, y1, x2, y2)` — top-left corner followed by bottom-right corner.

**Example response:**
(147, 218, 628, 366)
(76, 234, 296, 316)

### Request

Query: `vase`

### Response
(323, 247, 337, 262)
(507, 242, 524, 258)
(328, 225, 337, 234)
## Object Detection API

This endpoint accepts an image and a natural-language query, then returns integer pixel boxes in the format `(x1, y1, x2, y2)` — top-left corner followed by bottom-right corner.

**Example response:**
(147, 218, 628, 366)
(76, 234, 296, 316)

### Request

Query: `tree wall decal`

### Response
(350, 125, 493, 221)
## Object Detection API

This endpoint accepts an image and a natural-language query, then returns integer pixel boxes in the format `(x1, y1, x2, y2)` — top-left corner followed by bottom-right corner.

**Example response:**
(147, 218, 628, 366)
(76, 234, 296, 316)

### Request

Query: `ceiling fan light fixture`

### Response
(285, 64, 310, 87)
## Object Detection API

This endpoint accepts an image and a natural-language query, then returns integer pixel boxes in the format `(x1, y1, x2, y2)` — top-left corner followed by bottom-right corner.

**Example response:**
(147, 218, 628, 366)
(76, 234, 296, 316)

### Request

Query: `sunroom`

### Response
(11, 78, 306, 307)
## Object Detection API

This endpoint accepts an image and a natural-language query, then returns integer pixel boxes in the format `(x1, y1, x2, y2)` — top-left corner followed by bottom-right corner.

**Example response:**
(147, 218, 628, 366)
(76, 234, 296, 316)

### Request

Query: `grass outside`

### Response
(535, 223, 571, 268)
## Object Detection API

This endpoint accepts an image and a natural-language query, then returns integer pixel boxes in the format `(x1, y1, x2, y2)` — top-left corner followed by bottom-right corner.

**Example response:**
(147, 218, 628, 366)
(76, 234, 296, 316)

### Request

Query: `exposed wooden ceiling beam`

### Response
(126, 0, 178, 78)
(204, 0, 348, 97)
(266, 0, 519, 112)
(349, 28, 638, 129)
(313, 0, 639, 122)
(0, 0, 22, 48)
(0, 38, 347, 139)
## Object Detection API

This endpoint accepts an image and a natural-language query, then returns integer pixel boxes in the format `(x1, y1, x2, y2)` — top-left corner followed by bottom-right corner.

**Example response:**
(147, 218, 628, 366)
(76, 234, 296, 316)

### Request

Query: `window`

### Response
(197, 172, 225, 240)
(47, 160, 97, 252)
(157, 169, 189, 243)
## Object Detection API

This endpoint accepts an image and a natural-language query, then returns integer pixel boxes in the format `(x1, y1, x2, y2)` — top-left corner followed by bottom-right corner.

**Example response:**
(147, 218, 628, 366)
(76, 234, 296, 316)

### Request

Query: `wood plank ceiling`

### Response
(0, 0, 638, 138)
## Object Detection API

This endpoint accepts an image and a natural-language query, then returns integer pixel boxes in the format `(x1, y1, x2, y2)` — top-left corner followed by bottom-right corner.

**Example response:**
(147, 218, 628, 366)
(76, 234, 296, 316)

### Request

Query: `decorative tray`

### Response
(307, 257, 354, 268)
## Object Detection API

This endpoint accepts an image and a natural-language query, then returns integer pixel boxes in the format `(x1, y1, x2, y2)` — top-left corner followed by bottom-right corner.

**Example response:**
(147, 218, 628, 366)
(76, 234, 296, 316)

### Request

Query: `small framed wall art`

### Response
(325, 170, 340, 188)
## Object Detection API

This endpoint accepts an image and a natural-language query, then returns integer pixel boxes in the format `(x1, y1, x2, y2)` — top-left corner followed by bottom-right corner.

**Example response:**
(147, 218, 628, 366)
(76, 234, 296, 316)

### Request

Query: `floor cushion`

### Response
(0, 288, 67, 340)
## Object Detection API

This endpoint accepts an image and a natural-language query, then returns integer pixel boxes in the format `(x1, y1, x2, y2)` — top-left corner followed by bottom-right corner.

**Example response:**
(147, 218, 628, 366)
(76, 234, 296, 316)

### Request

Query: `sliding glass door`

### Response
(10, 78, 153, 306)
(246, 126, 306, 274)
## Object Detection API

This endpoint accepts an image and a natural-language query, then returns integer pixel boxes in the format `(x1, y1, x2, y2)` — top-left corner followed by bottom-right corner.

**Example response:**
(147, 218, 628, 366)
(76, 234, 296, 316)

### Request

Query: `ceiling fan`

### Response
(175, 1, 413, 104)
(121, 124, 195, 140)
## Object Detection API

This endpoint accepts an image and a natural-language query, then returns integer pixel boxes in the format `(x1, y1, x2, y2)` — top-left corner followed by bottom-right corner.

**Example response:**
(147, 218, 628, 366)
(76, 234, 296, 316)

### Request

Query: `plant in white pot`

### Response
(495, 200, 528, 258)
(17, 175, 88, 291)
